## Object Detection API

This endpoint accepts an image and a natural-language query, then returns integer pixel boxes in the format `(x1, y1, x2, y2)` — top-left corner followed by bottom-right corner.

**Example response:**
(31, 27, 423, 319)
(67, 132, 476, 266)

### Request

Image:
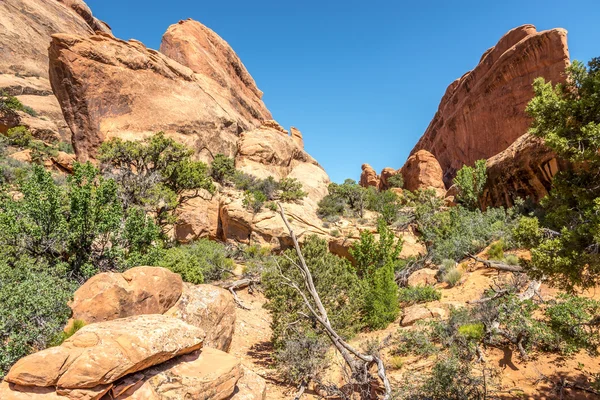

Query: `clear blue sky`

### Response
(87, 0, 599, 183)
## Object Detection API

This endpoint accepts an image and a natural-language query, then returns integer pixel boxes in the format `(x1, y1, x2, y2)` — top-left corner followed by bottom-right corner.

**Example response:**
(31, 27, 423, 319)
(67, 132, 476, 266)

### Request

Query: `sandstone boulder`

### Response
(359, 164, 379, 188)
(401, 150, 446, 196)
(408, 25, 569, 185)
(5, 315, 205, 389)
(482, 134, 567, 208)
(111, 348, 242, 400)
(379, 167, 400, 190)
(68, 267, 183, 325)
(48, 29, 268, 162)
(401, 305, 437, 326)
(174, 193, 221, 242)
(8, 149, 76, 173)
(407, 268, 439, 287)
(0, 382, 63, 400)
(229, 366, 267, 400)
(165, 283, 236, 352)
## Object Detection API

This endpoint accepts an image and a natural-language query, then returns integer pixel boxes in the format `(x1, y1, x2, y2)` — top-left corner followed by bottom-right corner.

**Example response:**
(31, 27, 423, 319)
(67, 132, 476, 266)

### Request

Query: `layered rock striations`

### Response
(408, 24, 569, 186)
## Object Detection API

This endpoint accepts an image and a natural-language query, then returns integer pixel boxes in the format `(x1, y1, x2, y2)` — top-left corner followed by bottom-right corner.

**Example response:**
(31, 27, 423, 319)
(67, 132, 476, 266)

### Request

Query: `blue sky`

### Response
(87, 0, 600, 183)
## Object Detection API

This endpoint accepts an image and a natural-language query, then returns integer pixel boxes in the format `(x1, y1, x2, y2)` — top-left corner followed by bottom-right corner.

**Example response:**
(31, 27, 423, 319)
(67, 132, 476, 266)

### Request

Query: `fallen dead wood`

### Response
(467, 254, 524, 272)
(218, 278, 260, 310)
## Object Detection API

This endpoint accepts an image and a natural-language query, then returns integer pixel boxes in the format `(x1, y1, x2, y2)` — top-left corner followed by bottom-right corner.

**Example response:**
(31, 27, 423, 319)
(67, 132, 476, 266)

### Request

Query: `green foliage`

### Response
(504, 254, 520, 266)
(524, 58, 600, 290)
(278, 177, 307, 202)
(366, 188, 403, 224)
(0, 260, 76, 377)
(512, 216, 543, 248)
(420, 355, 485, 400)
(351, 221, 401, 329)
(387, 173, 404, 188)
(394, 327, 438, 357)
(486, 240, 505, 261)
(51, 319, 85, 346)
(57, 142, 75, 154)
(263, 235, 365, 350)
(317, 179, 368, 218)
(453, 159, 487, 210)
(157, 239, 234, 284)
(98, 132, 214, 232)
(0, 91, 37, 116)
(5, 126, 33, 147)
(210, 153, 236, 183)
(243, 190, 267, 213)
(274, 332, 329, 384)
(398, 285, 441, 305)
(442, 267, 463, 287)
(457, 323, 484, 341)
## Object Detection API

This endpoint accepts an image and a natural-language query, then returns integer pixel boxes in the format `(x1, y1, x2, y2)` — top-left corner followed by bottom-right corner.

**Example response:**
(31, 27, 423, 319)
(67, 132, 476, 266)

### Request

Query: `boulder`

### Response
(165, 284, 236, 352)
(401, 150, 446, 196)
(68, 267, 183, 325)
(401, 305, 436, 327)
(111, 348, 242, 400)
(378, 167, 400, 190)
(5, 315, 205, 389)
(174, 193, 221, 242)
(407, 25, 569, 185)
(8, 150, 76, 173)
(229, 366, 267, 400)
(359, 163, 379, 188)
(48, 28, 269, 162)
(407, 268, 438, 287)
(482, 134, 568, 208)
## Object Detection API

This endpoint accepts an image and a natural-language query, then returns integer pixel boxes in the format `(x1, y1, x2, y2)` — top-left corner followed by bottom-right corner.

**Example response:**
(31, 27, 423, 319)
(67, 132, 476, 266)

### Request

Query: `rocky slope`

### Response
(0, 0, 110, 142)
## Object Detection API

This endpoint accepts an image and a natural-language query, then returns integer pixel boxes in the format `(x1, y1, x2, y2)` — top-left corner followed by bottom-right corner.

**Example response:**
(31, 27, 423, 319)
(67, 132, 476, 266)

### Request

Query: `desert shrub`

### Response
(330, 229, 340, 237)
(157, 239, 234, 284)
(453, 159, 487, 211)
(366, 188, 403, 224)
(395, 328, 438, 357)
(398, 285, 441, 305)
(0, 259, 76, 377)
(5, 126, 33, 147)
(0, 92, 37, 116)
(210, 153, 236, 183)
(387, 173, 404, 188)
(263, 235, 365, 349)
(512, 216, 543, 248)
(443, 267, 463, 287)
(274, 332, 330, 384)
(317, 192, 346, 218)
(351, 220, 401, 329)
(278, 177, 306, 202)
(440, 259, 456, 274)
(388, 356, 404, 370)
(243, 190, 267, 213)
(486, 240, 505, 261)
(266, 201, 278, 212)
(51, 319, 85, 346)
(504, 254, 520, 266)
(57, 141, 75, 154)
(0, 156, 30, 184)
(420, 354, 485, 400)
(457, 323, 485, 341)
(317, 179, 368, 218)
(98, 132, 214, 231)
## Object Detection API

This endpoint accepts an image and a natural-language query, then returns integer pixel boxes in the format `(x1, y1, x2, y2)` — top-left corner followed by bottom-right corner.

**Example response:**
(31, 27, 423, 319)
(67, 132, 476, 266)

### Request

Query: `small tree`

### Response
(210, 153, 236, 184)
(453, 159, 487, 210)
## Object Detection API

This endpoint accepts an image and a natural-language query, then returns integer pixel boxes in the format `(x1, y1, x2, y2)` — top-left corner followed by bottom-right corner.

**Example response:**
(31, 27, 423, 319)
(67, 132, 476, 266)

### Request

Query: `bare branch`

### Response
(467, 254, 524, 272)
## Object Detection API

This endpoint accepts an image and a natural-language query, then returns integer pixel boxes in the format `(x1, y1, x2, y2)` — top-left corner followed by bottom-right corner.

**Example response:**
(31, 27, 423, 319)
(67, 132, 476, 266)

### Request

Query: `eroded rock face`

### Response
(0, 0, 109, 142)
(359, 164, 380, 188)
(165, 284, 236, 352)
(159, 19, 271, 128)
(48, 30, 268, 162)
(111, 348, 241, 400)
(482, 134, 567, 208)
(4, 315, 205, 390)
(68, 267, 183, 325)
(401, 150, 446, 196)
(408, 25, 569, 185)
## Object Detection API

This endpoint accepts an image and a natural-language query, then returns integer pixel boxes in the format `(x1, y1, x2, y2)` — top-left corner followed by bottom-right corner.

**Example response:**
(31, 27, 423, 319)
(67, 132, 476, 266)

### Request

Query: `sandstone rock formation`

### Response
(165, 283, 236, 352)
(408, 25, 569, 185)
(111, 348, 241, 400)
(359, 164, 380, 188)
(49, 21, 271, 162)
(400, 150, 446, 196)
(407, 268, 439, 287)
(379, 167, 400, 190)
(5, 315, 205, 390)
(8, 149, 76, 173)
(68, 267, 183, 325)
(229, 367, 267, 400)
(482, 134, 567, 208)
(0, 0, 110, 142)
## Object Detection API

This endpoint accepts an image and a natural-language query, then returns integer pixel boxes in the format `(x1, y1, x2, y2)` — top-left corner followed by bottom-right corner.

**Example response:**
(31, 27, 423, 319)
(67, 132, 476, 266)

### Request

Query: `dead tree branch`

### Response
(467, 254, 524, 272)
(277, 203, 392, 400)
(218, 278, 260, 310)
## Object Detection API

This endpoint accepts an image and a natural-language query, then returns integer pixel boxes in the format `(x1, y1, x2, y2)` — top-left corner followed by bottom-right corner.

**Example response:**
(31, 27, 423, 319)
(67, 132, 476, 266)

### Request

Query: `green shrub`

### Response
(210, 153, 236, 183)
(440, 259, 456, 274)
(317, 179, 368, 218)
(453, 159, 487, 211)
(51, 319, 85, 346)
(243, 190, 267, 213)
(330, 229, 340, 237)
(512, 216, 543, 248)
(5, 126, 33, 147)
(278, 177, 306, 202)
(443, 267, 463, 287)
(395, 328, 438, 357)
(457, 323, 484, 341)
(57, 142, 75, 154)
(387, 174, 404, 188)
(157, 239, 234, 284)
(366, 188, 403, 224)
(0, 92, 37, 116)
(420, 355, 485, 399)
(504, 254, 520, 266)
(486, 240, 505, 261)
(398, 286, 441, 305)
(274, 332, 329, 384)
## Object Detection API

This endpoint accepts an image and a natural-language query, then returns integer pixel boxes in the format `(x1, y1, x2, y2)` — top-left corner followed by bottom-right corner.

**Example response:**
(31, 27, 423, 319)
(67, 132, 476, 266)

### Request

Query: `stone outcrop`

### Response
(407, 268, 439, 287)
(400, 150, 446, 196)
(0, 0, 110, 142)
(165, 284, 236, 352)
(159, 19, 271, 128)
(482, 134, 567, 208)
(110, 348, 242, 400)
(408, 25, 569, 185)
(4, 315, 205, 390)
(290, 127, 304, 149)
(378, 167, 400, 191)
(48, 29, 269, 162)
(359, 164, 380, 188)
(68, 267, 183, 325)
(229, 367, 267, 400)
